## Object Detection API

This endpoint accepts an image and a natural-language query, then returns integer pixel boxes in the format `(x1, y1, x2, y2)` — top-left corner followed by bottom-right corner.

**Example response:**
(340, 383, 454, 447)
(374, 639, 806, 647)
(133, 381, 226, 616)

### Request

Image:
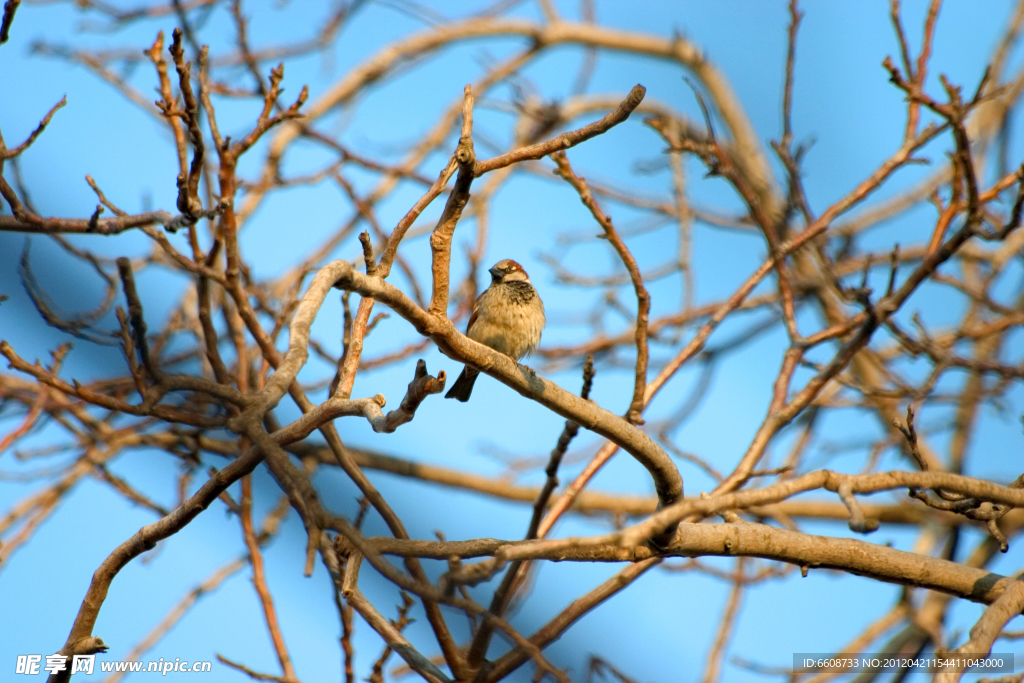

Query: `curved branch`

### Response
(331, 260, 684, 512)
(48, 445, 267, 677)
(252, 18, 770, 218)
(496, 469, 1024, 556)
(370, 522, 1021, 610)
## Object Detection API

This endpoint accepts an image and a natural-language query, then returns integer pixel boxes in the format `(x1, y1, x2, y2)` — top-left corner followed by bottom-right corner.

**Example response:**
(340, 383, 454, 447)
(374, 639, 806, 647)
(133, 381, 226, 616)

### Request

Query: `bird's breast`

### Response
(467, 285, 545, 359)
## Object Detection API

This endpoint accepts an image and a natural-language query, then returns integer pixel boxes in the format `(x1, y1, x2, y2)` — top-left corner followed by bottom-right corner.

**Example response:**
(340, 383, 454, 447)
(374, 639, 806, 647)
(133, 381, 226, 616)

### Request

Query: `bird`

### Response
(445, 259, 545, 402)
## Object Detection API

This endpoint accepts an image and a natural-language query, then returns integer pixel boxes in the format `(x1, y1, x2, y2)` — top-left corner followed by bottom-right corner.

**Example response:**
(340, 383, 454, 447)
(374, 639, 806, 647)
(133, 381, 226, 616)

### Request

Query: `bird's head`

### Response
(488, 259, 530, 284)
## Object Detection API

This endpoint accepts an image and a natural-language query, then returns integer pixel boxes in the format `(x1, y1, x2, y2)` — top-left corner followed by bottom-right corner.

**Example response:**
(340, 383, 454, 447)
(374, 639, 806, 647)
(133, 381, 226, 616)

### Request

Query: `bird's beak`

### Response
(488, 266, 501, 279)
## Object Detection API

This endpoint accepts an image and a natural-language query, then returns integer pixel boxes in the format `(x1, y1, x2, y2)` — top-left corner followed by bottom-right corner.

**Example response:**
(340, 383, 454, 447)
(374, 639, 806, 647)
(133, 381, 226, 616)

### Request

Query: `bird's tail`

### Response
(445, 367, 479, 402)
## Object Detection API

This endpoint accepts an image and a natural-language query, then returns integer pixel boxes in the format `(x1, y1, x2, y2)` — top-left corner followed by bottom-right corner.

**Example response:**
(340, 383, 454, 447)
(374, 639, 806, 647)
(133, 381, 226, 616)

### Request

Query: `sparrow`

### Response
(445, 259, 545, 402)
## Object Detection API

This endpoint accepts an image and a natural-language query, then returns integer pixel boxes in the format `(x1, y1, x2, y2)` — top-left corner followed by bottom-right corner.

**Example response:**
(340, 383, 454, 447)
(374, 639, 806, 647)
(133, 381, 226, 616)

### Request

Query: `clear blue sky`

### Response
(1, 1, 1022, 681)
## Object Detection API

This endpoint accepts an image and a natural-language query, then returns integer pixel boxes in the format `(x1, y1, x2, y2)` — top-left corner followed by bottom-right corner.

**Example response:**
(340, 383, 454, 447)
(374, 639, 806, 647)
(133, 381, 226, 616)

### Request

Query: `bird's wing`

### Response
(465, 293, 481, 333)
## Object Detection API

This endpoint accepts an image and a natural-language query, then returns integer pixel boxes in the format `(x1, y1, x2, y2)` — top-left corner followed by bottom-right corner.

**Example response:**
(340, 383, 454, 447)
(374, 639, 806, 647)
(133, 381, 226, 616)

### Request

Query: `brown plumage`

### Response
(445, 259, 545, 402)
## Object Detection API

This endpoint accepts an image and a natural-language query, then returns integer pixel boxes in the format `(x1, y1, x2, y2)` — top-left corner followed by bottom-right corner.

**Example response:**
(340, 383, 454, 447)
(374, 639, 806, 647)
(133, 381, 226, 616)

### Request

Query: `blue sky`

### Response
(1, 1, 1023, 682)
